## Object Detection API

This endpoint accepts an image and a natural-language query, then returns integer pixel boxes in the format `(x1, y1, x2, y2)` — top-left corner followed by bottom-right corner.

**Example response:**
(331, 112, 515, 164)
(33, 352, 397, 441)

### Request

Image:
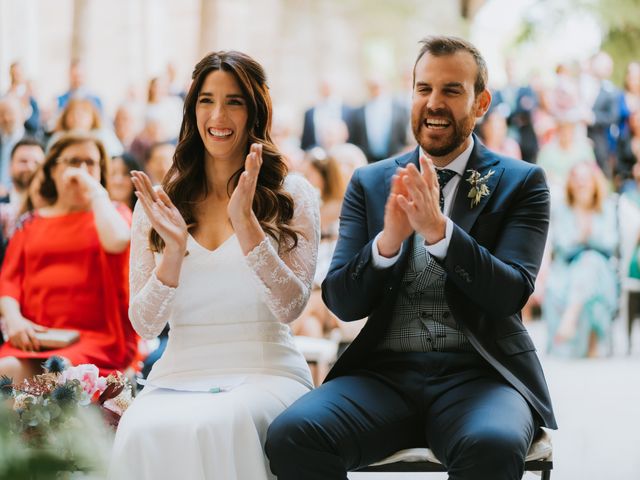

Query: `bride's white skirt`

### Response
(109, 374, 309, 480)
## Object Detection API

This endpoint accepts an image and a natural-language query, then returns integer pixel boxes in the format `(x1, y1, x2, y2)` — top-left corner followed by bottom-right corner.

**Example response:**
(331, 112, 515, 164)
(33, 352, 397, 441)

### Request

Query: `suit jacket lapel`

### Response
(450, 137, 503, 233)
(385, 147, 420, 196)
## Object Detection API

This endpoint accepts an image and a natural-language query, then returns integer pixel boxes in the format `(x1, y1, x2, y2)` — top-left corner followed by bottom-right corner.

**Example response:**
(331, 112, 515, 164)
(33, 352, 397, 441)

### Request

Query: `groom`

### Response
(266, 36, 556, 480)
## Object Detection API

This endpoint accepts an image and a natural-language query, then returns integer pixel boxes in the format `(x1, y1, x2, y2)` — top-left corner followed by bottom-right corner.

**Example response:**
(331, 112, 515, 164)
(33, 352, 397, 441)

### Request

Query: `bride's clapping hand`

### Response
(131, 171, 188, 255)
(228, 143, 263, 228)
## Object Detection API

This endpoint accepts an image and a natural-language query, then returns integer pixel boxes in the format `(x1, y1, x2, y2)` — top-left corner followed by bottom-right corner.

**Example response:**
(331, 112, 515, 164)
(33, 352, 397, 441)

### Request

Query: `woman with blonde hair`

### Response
(48, 97, 123, 156)
(542, 161, 618, 357)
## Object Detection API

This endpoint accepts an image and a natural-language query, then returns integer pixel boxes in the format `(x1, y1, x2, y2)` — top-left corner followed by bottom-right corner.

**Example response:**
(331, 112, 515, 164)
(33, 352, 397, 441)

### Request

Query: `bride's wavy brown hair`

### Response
(149, 51, 298, 252)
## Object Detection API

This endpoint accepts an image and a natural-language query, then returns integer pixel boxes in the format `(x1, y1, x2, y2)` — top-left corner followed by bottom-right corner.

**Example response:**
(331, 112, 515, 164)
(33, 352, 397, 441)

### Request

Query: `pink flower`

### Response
(96, 376, 108, 394)
(59, 364, 103, 404)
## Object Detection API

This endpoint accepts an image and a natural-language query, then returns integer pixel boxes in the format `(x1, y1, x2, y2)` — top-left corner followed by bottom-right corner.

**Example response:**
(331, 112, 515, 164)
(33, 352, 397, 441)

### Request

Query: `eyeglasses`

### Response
(56, 157, 100, 169)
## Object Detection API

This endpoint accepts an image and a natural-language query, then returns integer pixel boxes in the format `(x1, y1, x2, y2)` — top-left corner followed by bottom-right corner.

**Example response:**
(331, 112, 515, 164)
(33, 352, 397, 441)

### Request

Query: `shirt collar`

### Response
(419, 136, 474, 176)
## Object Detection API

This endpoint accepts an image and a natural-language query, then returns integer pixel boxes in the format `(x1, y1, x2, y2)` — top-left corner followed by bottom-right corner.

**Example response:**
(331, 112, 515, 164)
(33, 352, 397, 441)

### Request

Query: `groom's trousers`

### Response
(265, 351, 538, 480)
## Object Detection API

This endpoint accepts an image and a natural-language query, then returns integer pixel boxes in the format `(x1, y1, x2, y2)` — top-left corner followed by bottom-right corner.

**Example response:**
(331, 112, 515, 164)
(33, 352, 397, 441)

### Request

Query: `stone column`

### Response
(142, 0, 168, 76)
(0, 0, 39, 93)
(122, 0, 145, 89)
(198, 0, 218, 58)
(0, 0, 9, 92)
(71, 0, 93, 61)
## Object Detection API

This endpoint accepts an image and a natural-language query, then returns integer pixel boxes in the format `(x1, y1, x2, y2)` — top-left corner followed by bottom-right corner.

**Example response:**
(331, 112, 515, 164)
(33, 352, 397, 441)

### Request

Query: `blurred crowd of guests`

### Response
(0, 49, 639, 383)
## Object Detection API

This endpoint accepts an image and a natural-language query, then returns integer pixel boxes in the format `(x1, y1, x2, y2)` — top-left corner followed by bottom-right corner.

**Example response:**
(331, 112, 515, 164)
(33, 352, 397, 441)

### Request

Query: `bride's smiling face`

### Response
(195, 70, 249, 166)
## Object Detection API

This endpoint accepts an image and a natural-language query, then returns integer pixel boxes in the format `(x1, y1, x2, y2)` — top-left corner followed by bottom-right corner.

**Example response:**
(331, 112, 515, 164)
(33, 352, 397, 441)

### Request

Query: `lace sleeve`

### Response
(245, 174, 320, 323)
(128, 202, 177, 339)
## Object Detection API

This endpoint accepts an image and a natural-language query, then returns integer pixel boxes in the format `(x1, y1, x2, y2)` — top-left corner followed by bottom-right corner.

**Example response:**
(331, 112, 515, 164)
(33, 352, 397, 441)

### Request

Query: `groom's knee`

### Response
(447, 425, 530, 480)
(265, 402, 334, 468)
(265, 407, 306, 465)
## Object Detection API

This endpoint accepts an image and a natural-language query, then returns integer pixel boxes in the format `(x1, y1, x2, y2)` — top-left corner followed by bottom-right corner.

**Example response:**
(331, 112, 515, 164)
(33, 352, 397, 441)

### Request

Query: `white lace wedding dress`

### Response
(109, 175, 319, 480)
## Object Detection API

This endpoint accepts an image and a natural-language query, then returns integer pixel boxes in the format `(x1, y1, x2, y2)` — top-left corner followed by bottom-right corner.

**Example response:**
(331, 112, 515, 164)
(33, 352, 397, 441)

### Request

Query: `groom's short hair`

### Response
(414, 36, 488, 96)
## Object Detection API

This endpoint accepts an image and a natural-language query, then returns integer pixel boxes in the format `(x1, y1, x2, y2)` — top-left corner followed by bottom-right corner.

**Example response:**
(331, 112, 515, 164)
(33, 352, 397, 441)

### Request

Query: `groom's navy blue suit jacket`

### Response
(321, 137, 557, 430)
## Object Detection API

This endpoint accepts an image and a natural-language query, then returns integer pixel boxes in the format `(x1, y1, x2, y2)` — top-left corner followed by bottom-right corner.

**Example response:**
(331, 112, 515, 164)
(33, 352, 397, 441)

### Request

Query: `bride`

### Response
(109, 51, 319, 480)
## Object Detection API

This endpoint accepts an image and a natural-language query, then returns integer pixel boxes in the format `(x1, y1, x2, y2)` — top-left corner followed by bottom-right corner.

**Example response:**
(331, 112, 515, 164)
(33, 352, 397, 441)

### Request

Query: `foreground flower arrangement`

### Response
(1, 356, 133, 433)
(0, 356, 133, 478)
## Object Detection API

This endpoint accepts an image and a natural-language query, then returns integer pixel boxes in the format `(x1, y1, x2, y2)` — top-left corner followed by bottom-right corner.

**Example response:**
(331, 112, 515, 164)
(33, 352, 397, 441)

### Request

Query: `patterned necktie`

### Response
(436, 169, 457, 212)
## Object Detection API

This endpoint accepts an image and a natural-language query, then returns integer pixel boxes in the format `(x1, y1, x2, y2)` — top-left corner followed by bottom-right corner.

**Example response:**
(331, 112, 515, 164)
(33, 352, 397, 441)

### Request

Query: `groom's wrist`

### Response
(377, 232, 402, 258)
(422, 216, 447, 245)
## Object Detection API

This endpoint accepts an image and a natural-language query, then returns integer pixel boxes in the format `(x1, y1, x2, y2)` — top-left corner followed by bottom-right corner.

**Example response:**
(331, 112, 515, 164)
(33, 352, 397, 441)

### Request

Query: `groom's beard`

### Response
(412, 107, 476, 158)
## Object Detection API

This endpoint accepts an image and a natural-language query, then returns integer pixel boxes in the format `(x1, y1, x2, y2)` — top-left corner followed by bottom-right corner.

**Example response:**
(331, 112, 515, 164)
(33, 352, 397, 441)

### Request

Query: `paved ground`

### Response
(349, 318, 640, 480)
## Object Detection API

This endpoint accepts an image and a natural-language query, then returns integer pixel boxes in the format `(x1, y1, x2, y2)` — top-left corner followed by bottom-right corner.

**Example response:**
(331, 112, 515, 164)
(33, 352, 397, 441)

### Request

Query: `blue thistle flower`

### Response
(0, 374, 13, 398)
(50, 382, 78, 407)
(42, 356, 68, 374)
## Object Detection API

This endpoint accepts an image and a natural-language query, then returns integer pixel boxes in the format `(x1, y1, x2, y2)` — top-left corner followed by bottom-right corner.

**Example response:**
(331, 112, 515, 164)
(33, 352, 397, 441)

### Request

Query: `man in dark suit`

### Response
(0, 96, 29, 198)
(492, 59, 539, 164)
(586, 52, 620, 178)
(348, 76, 410, 163)
(57, 59, 103, 114)
(266, 36, 556, 480)
(300, 79, 353, 151)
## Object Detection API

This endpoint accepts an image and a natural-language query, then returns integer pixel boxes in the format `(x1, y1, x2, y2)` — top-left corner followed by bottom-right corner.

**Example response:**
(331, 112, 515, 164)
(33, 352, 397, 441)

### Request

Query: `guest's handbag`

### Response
(33, 328, 80, 349)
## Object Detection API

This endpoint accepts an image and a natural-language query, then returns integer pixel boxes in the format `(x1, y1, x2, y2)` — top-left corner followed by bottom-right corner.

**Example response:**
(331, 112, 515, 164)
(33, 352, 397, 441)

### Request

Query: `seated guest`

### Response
(5, 61, 41, 137)
(57, 59, 103, 113)
(20, 166, 47, 216)
(616, 109, 640, 193)
(144, 141, 175, 185)
(619, 160, 640, 351)
(292, 150, 344, 335)
(145, 76, 183, 142)
(129, 115, 167, 165)
(537, 109, 597, 194)
(329, 141, 367, 182)
(303, 149, 345, 240)
(108, 152, 140, 210)
(0, 138, 44, 240)
(0, 133, 136, 382)
(477, 103, 522, 160)
(543, 161, 618, 357)
(0, 95, 30, 197)
(48, 98, 123, 157)
(113, 103, 140, 154)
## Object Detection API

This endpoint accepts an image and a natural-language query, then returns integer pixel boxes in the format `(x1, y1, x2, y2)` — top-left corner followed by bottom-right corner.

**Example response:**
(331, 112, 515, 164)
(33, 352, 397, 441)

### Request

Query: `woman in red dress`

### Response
(0, 133, 136, 381)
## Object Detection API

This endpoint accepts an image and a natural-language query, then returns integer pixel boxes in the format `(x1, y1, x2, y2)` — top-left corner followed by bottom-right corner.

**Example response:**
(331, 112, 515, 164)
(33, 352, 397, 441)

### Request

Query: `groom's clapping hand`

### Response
(395, 157, 446, 245)
(377, 169, 413, 258)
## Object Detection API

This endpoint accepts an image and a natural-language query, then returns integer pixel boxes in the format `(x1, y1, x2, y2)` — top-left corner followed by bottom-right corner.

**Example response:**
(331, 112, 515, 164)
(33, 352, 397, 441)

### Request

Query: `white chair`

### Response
(355, 428, 553, 479)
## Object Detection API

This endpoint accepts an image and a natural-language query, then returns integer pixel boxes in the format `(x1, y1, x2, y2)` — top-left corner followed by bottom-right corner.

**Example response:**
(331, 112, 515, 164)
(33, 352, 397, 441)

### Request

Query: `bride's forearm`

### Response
(233, 214, 266, 256)
(155, 247, 186, 288)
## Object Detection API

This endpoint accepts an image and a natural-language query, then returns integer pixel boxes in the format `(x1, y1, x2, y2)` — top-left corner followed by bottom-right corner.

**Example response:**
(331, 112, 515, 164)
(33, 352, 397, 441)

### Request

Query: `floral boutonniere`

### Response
(466, 169, 495, 208)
